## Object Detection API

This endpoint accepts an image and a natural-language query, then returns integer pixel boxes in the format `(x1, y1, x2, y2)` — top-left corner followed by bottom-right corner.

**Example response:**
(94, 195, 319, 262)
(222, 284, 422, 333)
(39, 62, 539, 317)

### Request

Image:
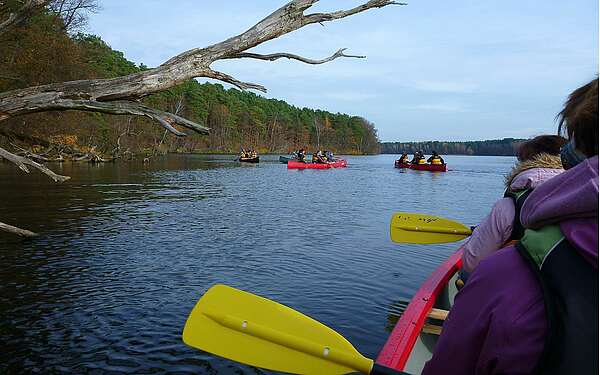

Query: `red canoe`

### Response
(395, 160, 447, 172)
(287, 159, 348, 169)
(377, 248, 463, 374)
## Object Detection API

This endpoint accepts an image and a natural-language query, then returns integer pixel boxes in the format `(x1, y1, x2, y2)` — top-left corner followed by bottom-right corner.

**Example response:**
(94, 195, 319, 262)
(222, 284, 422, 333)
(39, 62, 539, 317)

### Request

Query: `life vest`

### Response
(418, 158, 426, 165)
(517, 226, 598, 374)
(431, 158, 442, 165)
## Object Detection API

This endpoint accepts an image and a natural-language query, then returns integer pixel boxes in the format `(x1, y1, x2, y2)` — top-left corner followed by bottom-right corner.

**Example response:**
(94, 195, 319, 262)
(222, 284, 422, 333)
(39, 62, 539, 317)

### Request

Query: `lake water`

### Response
(0, 154, 516, 374)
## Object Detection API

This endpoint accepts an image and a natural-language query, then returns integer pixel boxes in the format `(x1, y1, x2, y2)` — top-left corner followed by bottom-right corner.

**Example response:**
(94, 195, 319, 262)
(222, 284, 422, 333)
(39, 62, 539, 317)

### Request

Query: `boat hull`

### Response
(287, 159, 347, 169)
(239, 157, 260, 163)
(395, 160, 447, 172)
(377, 248, 463, 374)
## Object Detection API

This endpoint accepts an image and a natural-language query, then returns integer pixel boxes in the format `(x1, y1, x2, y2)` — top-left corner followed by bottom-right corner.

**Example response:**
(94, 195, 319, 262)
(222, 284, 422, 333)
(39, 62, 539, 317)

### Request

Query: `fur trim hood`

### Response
(505, 153, 564, 191)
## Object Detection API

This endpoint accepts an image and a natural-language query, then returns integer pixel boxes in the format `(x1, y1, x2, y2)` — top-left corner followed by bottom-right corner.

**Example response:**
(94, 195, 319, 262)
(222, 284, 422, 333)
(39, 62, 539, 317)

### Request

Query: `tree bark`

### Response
(0, 221, 38, 237)
(0, 146, 70, 182)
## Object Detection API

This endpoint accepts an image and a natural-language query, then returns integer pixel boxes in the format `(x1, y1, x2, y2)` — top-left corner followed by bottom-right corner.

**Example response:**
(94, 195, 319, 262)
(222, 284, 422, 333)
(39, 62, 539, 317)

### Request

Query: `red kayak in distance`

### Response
(287, 159, 348, 169)
(395, 160, 447, 172)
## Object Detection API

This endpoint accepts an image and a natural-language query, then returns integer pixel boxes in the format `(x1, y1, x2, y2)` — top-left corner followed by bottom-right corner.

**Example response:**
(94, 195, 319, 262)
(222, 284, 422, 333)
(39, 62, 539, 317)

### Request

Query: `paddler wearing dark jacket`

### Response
(398, 152, 410, 164)
(422, 78, 599, 375)
(427, 151, 445, 165)
(297, 149, 306, 162)
(411, 151, 425, 164)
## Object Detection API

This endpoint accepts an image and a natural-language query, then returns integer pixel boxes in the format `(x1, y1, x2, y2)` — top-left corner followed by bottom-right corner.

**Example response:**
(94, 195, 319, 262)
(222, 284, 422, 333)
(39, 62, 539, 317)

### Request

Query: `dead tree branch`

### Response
(0, 146, 70, 182)
(232, 48, 365, 65)
(0, 221, 38, 237)
(204, 70, 267, 93)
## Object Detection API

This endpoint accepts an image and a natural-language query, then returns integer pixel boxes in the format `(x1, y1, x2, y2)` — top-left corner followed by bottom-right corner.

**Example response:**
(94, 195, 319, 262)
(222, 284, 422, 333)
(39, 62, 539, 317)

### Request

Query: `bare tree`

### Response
(314, 116, 323, 149)
(0, 0, 403, 236)
(48, 0, 99, 32)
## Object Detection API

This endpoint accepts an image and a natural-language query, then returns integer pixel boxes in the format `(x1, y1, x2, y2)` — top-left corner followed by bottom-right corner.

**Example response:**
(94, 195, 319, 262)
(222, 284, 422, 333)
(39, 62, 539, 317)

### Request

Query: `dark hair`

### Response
(557, 78, 599, 157)
(517, 135, 568, 161)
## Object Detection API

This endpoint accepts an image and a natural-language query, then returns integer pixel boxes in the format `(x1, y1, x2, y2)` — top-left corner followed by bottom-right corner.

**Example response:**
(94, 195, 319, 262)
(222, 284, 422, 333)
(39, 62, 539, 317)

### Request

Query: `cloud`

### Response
(321, 91, 378, 102)
(413, 80, 479, 94)
(411, 103, 469, 113)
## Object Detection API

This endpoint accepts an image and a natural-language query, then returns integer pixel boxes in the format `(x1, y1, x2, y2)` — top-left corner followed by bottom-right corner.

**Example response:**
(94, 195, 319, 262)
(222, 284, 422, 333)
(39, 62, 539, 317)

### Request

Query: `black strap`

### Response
(504, 188, 533, 240)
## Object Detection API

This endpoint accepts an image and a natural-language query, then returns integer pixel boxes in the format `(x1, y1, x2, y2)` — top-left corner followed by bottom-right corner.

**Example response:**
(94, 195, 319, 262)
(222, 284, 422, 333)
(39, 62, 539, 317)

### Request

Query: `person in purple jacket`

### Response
(461, 135, 567, 276)
(422, 78, 598, 375)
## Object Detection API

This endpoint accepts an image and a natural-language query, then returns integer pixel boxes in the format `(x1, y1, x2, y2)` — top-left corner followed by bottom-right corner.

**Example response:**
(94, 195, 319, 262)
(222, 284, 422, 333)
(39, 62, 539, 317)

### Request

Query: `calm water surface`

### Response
(0, 154, 516, 374)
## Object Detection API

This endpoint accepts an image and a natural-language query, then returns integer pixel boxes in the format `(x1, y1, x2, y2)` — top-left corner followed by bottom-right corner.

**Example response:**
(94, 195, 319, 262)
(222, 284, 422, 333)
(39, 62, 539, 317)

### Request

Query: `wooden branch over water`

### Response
(0, 146, 70, 182)
(0, 221, 38, 237)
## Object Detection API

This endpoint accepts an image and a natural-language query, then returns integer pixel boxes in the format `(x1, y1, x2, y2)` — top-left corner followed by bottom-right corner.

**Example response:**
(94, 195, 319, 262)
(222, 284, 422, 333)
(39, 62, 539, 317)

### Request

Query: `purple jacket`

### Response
(462, 167, 564, 273)
(422, 156, 598, 375)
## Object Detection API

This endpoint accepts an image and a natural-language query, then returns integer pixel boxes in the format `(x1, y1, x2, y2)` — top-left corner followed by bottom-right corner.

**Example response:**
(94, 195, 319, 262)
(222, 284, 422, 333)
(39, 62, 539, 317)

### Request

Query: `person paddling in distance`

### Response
(297, 149, 306, 162)
(427, 151, 445, 165)
(411, 151, 425, 165)
(325, 150, 335, 162)
(422, 78, 598, 375)
(398, 152, 410, 164)
(458, 135, 567, 283)
(313, 150, 327, 163)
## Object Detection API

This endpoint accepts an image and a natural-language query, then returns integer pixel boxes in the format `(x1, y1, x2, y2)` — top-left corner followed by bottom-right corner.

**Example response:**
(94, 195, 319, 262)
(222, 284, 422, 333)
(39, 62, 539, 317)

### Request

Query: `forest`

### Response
(0, 5, 380, 159)
(380, 138, 525, 156)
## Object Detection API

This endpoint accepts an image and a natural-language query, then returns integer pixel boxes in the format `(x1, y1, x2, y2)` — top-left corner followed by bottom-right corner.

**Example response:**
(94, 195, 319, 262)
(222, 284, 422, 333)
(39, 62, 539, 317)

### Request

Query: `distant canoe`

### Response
(395, 160, 447, 172)
(287, 159, 347, 169)
(239, 156, 259, 163)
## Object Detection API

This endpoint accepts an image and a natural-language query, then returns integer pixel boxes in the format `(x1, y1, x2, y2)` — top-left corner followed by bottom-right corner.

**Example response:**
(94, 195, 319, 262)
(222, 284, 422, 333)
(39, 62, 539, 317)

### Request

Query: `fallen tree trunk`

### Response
(0, 146, 70, 182)
(0, 221, 38, 237)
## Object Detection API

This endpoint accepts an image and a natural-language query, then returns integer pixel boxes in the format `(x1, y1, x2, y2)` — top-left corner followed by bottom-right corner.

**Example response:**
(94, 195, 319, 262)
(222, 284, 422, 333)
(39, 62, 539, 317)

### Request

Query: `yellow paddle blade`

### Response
(390, 212, 472, 244)
(183, 284, 373, 375)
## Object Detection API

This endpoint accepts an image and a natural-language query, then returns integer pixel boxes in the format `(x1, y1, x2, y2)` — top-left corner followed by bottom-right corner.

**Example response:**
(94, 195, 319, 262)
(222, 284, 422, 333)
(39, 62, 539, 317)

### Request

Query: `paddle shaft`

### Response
(395, 225, 472, 236)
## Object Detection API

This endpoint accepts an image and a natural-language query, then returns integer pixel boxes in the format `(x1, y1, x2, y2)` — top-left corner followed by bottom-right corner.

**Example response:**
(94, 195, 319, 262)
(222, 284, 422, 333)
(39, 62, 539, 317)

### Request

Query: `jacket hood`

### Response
(505, 153, 564, 190)
(521, 156, 598, 268)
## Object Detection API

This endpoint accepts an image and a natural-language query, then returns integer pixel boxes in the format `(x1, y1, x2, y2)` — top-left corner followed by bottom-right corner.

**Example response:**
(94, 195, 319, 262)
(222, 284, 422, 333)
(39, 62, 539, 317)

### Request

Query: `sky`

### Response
(87, 0, 599, 142)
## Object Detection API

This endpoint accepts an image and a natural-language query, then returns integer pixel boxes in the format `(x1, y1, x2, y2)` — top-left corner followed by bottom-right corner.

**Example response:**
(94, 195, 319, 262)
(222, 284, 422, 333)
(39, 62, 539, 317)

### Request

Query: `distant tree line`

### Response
(380, 138, 525, 156)
(0, 10, 380, 157)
